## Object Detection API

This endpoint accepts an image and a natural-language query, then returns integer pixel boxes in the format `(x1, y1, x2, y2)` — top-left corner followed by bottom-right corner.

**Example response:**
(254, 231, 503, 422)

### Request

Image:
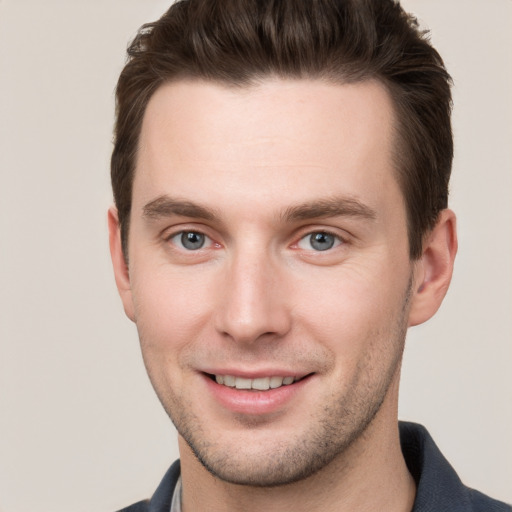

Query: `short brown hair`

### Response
(111, 0, 453, 259)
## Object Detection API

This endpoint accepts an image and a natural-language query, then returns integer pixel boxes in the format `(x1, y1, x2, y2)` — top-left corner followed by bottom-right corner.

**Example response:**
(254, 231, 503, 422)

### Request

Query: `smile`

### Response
(214, 375, 300, 391)
(204, 372, 313, 414)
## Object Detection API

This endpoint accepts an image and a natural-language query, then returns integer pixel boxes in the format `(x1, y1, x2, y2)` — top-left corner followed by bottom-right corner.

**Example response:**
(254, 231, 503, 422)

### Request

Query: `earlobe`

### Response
(408, 209, 458, 327)
(108, 207, 136, 322)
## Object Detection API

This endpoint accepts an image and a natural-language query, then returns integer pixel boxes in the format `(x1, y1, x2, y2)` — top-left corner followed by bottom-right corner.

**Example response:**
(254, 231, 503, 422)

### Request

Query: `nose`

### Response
(214, 248, 292, 344)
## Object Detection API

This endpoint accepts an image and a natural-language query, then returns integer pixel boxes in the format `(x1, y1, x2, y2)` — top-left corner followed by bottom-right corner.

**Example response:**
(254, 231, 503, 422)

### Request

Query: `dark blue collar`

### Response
(400, 421, 510, 512)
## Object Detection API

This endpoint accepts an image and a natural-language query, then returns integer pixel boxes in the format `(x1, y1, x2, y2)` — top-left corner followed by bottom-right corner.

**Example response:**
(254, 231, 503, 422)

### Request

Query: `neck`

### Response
(179, 379, 415, 512)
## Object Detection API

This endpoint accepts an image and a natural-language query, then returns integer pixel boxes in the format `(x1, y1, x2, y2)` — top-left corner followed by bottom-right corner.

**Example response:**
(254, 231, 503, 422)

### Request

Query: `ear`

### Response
(108, 207, 135, 322)
(408, 209, 458, 327)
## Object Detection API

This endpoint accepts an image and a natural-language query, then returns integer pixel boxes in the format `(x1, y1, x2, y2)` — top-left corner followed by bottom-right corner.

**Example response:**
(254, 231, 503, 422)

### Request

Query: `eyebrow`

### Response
(142, 194, 377, 224)
(142, 195, 217, 221)
(282, 197, 377, 222)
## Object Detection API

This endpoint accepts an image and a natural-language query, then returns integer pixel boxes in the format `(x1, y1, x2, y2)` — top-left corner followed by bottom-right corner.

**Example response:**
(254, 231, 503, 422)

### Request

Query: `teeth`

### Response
(214, 374, 297, 390)
(235, 377, 252, 390)
(223, 375, 236, 387)
(252, 377, 270, 390)
(269, 376, 284, 388)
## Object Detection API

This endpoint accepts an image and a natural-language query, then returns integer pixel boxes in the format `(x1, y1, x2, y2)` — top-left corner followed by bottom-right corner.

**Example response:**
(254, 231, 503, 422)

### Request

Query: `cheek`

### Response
(130, 269, 215, 404)
(292, 262, 409, 351)
(130, 266, 213, 356)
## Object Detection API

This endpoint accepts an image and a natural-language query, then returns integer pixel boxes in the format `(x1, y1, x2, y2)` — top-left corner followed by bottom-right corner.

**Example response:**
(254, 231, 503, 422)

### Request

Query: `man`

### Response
(108, 0, 511, 510)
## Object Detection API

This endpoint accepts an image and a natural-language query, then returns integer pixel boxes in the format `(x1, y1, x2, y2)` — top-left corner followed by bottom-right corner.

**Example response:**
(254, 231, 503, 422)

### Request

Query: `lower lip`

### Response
(203, 374, 311, 415)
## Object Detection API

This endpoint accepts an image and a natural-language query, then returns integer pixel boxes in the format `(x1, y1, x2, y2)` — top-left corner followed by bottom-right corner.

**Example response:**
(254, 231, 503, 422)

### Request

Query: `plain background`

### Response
(0, 1, 511, 510)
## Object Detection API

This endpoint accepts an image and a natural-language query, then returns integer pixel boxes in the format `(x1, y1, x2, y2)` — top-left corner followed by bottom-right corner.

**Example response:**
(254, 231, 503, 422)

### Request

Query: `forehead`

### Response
(134, 78, 401, 218)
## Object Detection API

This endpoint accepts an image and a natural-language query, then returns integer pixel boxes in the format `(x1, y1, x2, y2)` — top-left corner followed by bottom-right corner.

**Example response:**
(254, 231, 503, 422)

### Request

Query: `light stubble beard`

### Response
(149, 278, 413, 488)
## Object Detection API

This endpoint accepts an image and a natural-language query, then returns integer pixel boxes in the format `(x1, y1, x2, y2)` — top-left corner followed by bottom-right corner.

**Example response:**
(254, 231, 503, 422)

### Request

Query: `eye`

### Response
(170, 231, 211, 250)
(297, 231, 342, 251)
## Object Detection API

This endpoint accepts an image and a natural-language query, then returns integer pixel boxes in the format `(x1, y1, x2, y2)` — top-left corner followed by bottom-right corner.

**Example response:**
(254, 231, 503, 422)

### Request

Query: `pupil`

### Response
(310, 232, 334, 251)
(181, 232, 205, 250)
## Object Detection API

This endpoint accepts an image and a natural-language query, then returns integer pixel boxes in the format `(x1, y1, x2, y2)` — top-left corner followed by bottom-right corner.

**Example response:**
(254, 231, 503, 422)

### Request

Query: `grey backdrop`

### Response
(1, 1, 511, 510)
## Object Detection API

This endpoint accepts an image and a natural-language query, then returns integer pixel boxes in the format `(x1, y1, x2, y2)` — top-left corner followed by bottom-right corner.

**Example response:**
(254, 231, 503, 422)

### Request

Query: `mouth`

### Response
(202, 371, 315, 415)
(207, 373, 309, 391)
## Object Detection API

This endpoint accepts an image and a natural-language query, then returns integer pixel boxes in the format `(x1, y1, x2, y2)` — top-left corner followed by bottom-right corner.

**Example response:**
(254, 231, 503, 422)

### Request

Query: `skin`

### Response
(109, 79, 457, 511)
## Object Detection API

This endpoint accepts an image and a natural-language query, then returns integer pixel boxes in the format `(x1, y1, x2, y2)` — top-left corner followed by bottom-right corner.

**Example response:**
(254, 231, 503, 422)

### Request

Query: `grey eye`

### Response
(178, 231, 206, 250)
(309, 232, 336, 251)
(297, 231, 341, 251)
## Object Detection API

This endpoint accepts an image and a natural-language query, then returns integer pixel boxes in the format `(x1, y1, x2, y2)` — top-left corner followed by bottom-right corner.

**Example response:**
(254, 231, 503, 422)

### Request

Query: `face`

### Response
(115, 79, 419, 486)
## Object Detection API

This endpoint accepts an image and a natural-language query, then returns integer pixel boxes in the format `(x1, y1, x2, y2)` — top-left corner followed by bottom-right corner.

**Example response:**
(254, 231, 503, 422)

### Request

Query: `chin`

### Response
(174, 397, 383, 488)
